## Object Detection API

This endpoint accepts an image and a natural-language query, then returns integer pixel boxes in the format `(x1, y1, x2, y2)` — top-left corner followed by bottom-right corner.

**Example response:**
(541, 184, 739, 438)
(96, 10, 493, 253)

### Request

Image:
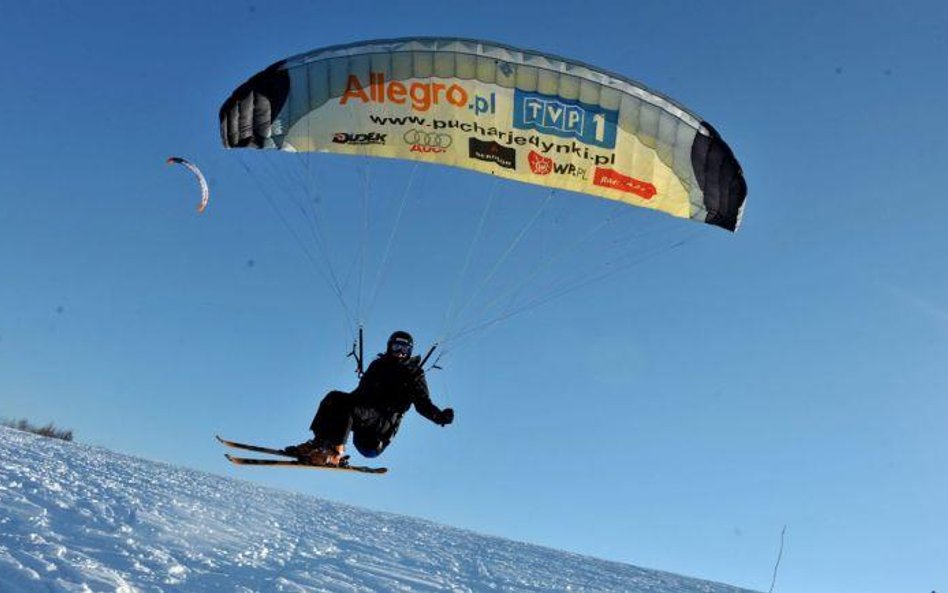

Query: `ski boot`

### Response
(302, 443, 348, 467)
(285, 440, 348, 466)
(282, 439, 320, 458)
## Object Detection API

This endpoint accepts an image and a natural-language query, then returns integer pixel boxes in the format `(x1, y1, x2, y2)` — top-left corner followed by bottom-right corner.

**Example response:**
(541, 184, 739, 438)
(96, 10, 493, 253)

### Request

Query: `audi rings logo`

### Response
(403, 129, 451, 154)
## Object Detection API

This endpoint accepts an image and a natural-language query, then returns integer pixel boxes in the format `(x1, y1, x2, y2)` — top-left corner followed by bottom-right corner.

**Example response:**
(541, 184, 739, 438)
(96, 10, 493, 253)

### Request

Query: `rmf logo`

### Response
(528, 151, 553, 175)
(528, 150, 587, 179)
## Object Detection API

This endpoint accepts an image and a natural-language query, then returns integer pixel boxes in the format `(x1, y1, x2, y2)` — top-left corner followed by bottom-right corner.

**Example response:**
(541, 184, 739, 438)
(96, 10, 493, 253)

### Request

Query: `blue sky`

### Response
(2, 2, 946, 592)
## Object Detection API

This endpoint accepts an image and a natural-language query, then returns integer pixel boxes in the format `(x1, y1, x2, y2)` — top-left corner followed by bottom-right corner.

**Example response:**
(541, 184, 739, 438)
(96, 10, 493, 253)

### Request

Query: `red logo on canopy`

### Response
(528, 151, 553, 175)
(593, 168, 657, 199)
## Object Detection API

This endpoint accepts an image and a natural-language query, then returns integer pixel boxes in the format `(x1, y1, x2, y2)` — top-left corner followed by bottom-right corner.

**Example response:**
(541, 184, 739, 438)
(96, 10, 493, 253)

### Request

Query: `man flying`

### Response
(285, 331, 454, 466)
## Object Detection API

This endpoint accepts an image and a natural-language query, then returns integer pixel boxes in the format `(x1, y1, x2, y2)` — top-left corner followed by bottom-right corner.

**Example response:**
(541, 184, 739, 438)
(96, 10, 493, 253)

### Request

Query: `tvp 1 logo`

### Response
(513, 90, 618, 149)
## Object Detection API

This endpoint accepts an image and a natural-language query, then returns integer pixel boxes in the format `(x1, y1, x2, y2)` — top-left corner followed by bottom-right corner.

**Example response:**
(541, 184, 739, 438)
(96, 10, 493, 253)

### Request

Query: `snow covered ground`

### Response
(0, 427, 759, 593)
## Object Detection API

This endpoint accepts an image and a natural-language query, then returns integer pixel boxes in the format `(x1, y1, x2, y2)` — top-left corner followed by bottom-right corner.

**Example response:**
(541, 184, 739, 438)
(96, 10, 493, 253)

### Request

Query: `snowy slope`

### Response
(0, 427, 760, 593)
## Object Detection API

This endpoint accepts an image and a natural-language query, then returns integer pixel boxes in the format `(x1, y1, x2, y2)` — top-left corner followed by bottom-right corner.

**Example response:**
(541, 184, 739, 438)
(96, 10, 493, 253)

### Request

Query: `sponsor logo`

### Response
(469, 138, 516, 170)
(593, 168, 656, 199)
(340, 72, 495, 115)
(528, 151, 553, 175)
(528, 150, 588, 179)
(403, 129, 452, 154)
(332, 132, 387, 145)
(513, 89, 618, 149)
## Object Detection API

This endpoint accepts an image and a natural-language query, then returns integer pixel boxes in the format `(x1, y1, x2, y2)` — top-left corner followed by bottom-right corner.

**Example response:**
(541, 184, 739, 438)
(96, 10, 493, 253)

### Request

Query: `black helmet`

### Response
(386, 330, 414, 357)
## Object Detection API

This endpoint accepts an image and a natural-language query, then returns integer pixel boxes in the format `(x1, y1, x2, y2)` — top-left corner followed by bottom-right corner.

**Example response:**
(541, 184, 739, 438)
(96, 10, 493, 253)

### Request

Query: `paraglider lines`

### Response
(234, 155, 357, 335)
(445, 188, 555, 342)
(364, 163, 419, 323)
(440, 178, 499, 341)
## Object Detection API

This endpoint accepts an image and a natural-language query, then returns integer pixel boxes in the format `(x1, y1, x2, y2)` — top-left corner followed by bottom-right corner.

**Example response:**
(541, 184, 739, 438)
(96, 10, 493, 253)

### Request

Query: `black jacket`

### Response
(351, 354, 445, 425)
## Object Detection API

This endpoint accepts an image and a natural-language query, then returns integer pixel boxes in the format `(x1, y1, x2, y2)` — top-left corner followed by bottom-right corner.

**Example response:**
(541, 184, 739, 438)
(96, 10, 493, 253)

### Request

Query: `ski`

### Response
(224, 454, 387, 474)
(217, 435, 387, 474)
(216, 435, 295, 458)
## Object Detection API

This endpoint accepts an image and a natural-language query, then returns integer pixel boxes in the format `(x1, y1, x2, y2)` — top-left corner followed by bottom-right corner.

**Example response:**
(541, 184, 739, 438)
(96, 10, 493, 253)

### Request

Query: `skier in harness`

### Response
(285, 331, 455, 466)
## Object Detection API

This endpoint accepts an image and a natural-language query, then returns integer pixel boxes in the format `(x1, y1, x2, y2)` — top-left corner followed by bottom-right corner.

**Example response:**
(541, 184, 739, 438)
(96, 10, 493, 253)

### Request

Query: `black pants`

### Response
(309, 391, 396, 458)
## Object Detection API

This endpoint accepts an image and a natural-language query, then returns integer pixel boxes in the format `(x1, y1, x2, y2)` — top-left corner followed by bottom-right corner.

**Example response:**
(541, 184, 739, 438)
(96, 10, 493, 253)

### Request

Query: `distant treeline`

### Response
(1, 418, 74, 441)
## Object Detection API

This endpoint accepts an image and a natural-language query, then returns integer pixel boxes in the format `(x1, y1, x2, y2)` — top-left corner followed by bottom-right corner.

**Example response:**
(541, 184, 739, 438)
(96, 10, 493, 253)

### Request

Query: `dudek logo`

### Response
(469, 138, 516, 170)
(528, 150, 588, 179)
(403, 129, 451, 153)
(341, 72, 495, 115)
(593, 168, 657, 199)
(513, 90, 618, 149)
(332, 132, 386, 145)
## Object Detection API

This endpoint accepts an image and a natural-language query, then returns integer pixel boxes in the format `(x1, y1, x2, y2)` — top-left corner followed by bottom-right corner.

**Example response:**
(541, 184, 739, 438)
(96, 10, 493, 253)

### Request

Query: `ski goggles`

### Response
(389, 339, 413, 355)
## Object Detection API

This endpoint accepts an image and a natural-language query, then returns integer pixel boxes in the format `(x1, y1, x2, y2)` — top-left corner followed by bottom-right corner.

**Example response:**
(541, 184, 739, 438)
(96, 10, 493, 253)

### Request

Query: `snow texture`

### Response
(0, 427, 759, 593)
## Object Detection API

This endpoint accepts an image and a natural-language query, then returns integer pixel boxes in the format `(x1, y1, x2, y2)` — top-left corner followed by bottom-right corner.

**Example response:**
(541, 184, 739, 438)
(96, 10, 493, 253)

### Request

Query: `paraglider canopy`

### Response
(220, 37, 746, 231)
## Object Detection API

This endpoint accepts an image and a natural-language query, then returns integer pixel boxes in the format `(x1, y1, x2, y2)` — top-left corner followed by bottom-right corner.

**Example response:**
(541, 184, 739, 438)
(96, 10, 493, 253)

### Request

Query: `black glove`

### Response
(436, 408, 454, 427)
